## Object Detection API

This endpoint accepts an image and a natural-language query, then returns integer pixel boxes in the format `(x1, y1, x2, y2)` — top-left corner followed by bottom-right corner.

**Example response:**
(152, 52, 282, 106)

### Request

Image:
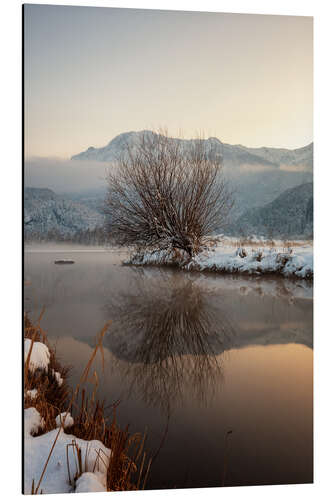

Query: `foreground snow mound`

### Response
(75, 472, 106, 493)
(25, 407, 45, 437)
(126, 238, 313, 279)
(24, 408, 111, 494)
(24, 338, 50, 372)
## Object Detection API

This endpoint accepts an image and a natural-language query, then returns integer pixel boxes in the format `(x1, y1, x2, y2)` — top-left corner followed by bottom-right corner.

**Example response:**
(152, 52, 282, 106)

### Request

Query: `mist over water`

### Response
(24, 246, 313, 488)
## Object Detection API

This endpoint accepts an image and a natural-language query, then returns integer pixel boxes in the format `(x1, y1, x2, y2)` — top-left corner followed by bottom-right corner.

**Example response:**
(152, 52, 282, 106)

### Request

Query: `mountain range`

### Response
(24, 131, 313, 241)
(71, 130, 313, 216)
(71, 130, 313, 171)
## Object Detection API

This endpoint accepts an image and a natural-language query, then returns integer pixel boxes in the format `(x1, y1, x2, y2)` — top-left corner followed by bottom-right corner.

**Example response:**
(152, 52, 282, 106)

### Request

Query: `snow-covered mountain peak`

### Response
(71, 130, 313, 171)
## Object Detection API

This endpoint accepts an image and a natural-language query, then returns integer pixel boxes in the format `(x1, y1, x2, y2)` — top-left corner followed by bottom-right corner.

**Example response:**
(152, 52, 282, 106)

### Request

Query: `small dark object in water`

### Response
(54, 259, 75, 265)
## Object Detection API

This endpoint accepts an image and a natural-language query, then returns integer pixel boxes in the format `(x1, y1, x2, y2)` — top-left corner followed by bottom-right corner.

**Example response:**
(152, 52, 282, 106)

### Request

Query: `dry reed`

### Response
(24, 312, 150, 493)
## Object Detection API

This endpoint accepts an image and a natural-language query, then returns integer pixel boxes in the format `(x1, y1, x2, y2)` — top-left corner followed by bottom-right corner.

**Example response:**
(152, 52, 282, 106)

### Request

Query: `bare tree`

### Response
(104, 130, 233, 257)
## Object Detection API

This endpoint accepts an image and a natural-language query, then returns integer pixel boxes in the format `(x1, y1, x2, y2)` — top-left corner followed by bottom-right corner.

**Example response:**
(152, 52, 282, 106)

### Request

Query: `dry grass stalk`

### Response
(24, 314, 151, 493)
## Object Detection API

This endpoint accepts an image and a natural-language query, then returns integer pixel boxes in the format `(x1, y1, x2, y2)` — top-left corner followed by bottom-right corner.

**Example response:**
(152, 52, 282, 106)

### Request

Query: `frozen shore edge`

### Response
(125, 238, 313, 280)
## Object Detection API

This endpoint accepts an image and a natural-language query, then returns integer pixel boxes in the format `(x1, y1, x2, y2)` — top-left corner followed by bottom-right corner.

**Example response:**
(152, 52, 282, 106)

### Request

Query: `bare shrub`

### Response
(104, 130, 233, 257)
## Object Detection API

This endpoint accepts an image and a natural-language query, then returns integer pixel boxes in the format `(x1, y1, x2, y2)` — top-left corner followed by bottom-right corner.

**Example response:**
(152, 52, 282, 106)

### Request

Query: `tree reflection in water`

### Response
(104, 270, 235, 414)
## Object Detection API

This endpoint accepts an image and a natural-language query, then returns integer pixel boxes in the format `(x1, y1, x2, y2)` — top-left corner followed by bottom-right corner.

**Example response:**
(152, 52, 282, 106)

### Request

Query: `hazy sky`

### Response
(24, 5, 313, 158)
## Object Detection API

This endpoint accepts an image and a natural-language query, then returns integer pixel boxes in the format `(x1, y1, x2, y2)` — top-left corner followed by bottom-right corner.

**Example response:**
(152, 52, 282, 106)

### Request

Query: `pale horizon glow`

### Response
(24, 5, 313, 158)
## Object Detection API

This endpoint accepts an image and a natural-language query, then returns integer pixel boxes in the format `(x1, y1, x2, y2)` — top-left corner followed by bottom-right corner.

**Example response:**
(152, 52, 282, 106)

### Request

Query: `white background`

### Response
(0, 0, 332, 499)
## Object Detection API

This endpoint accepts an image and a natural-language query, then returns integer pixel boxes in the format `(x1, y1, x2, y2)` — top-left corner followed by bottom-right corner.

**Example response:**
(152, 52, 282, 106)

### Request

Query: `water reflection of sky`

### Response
(24, 248, 313, 488)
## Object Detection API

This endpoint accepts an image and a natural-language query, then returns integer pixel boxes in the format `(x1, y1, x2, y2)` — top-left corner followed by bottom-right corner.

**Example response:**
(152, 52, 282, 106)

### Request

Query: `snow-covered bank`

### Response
(24, 329, 111, 494)
(126, 237, 313, 280)
(23, 314, 143, 494)
(24, 313, 147, 494)
(24, 408, 110, 494)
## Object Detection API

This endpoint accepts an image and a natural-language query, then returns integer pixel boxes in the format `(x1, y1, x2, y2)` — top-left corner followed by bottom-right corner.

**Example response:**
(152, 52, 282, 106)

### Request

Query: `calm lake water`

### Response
(24, 244, 313, 489)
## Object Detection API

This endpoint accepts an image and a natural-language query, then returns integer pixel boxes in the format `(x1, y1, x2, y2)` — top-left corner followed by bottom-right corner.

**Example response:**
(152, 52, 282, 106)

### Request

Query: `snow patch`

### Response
(24, 408, 111, 494)
(25, 407, 45, 437)
(26, 389, 38, 400)
(75, 472, 106, 493)
(52, 369, 63, 386)
(55, 412, 74, 429)
(24, 338, 50, 372)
